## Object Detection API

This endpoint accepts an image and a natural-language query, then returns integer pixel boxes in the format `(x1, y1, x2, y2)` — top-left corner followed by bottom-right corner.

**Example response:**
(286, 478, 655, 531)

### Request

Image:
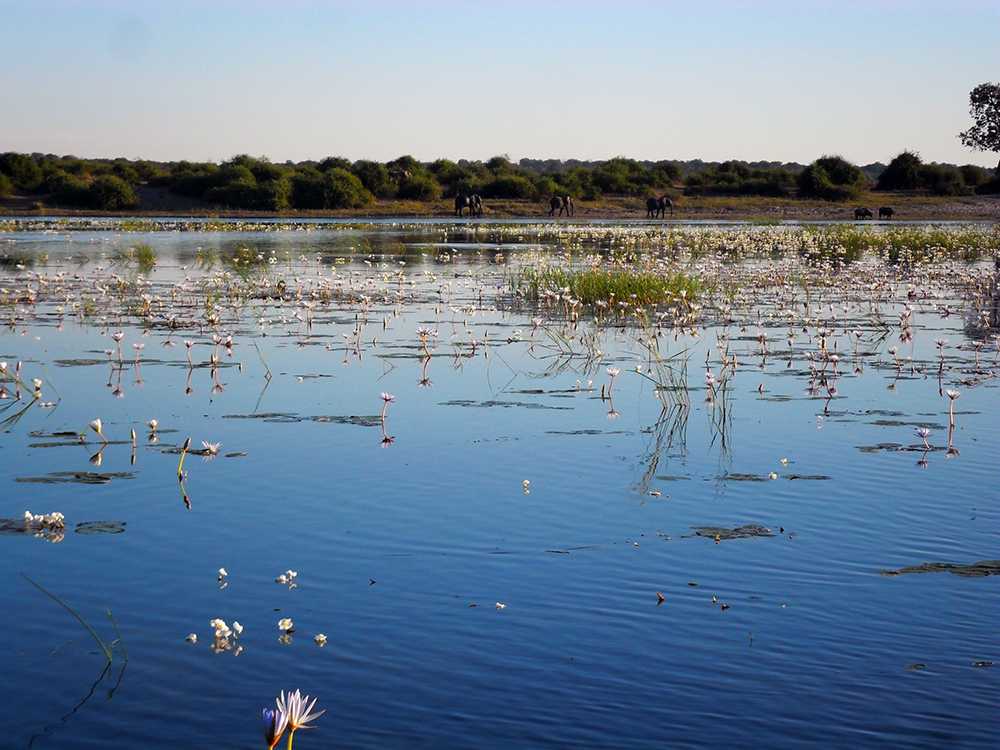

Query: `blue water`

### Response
(1, 224, 997, 749)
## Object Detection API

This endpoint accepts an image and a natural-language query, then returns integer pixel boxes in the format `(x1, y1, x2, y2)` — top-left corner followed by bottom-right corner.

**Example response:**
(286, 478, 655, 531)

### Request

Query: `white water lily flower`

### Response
(185, 633, 198, 644)
(217, 567, 228, 580)
(147, 419, 158, 431)
(278, 617, 294, 632)
(202, 441, 221, 455)
(313, 633, 328, 646)
(89, 418, 103, 436)
(232, 621, 244, 637)
(277, 689, 326, 733)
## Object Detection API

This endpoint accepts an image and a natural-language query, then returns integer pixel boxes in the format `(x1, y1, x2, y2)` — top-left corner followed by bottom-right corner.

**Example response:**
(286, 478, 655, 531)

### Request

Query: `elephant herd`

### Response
(455, 193, 673, 219)
(457, 194, 897, 222)
(855, 206, 895, 220)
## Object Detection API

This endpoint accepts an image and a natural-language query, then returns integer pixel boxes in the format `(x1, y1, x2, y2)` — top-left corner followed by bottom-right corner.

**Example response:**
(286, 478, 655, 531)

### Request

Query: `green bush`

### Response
(352, 160, 395, 198)
(685, 162, 794, 196)
(397, 174, 442, 201)
(976, 177, 1000, 194)
(481, 174, 537, 199)
(876, 151, 922, 190)
(0, 173, 12, 197)
(918, 164, 970, 196)
(87, 175, 139, 209)
(797, 156, 866, 200)
(959, 164, 991, 187)
(0, 153, 43, 191)
(291, 169, 373, 209)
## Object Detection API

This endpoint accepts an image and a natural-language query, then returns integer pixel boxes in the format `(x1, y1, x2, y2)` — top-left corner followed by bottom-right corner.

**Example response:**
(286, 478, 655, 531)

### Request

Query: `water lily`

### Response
(379, 392, 395, 422)
(89, 418, 108, 443)
(915, 426, 931, 449)
(277, 689, 326, 747)
(262, 707, 290, 750)
(278, 617, 294, 633)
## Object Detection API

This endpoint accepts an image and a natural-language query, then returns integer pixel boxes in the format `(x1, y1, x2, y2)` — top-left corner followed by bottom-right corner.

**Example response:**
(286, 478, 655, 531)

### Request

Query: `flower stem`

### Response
(286, 730, 296, 750)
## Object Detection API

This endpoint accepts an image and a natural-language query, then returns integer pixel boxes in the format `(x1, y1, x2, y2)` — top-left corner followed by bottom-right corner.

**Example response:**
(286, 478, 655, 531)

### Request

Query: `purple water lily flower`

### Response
(262, 706, 289, 749)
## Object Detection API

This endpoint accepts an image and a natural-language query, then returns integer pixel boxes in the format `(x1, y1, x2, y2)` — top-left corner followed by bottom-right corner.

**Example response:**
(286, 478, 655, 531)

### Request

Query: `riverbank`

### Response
(2, 192, 999, 222)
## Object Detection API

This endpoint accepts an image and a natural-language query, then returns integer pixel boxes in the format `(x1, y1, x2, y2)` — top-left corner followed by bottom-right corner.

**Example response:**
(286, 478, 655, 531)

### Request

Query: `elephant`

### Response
(854, 207, 873, 220)
(646, 195, 674, 219)
(878, 206, 894, 220)
(548, 195, 574, 217)
(455, 194, 483, 217)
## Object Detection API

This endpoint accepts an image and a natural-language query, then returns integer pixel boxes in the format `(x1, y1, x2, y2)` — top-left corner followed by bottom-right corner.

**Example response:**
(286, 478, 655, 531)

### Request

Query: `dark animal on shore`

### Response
(548, 195, 574, 217)
(455, 194, 483, 217)
(646, 195, 674, 219)
(854, 207, 873, 220)
(878, 206, 894, 220)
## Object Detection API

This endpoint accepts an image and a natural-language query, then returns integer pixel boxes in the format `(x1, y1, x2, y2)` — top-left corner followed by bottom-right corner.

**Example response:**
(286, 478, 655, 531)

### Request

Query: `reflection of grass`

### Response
(22, 574, 115, 663)
(512, 267, 700, 305)
(0, 250, 38, 268)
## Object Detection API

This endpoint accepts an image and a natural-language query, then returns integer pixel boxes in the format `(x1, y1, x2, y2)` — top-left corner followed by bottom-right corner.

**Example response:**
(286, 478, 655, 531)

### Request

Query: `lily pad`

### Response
(880, 560, 1000, 578)
(15, 471, 135, 485)
(75, 520, 127, 534)
(688, 524, 774, 540)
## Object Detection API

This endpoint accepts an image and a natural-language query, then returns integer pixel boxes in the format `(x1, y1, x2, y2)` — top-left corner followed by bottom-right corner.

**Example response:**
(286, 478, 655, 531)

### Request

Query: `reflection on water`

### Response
(0, 221, 998, 749)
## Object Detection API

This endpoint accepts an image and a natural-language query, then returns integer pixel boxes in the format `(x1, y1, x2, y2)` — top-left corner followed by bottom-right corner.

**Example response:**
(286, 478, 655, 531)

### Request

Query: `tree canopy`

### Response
(959, 82, 1000, 168)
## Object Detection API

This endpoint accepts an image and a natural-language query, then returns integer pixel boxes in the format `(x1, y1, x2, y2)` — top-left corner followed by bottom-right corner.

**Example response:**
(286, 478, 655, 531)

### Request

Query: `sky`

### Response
(1, 0, 998, 166)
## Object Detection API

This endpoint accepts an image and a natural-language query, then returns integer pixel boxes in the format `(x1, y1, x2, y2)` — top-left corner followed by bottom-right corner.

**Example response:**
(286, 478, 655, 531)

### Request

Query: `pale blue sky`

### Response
(2, 0, 998, 165)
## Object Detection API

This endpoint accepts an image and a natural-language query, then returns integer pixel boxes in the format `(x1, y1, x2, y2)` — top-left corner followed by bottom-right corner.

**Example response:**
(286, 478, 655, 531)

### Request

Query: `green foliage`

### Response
(958, 82, 1000, 161)
(318, 156, 353, 172)
(876, 151, 922, 190)
(397, 174, 442, 200)
(513, 266, 700, 306)
(877, 152, 978, 195)
(798, 156, 866, 200)
(352, 160, 394, 198)
(959, 164, 991, 187)
(88, 175, 139, 209)
(685, 161, 794, 197)
(0, 173, 12, 197)
(3, 149, 993, 212)
(917, 164, 970, 196)
(0, 152, 43, 191)
(291, 169, 373, 209)
(481, 174, 537, 199)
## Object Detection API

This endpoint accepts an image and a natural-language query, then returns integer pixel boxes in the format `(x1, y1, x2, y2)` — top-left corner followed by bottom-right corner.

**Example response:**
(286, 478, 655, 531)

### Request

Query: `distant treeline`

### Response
(0, 151, 997, 211)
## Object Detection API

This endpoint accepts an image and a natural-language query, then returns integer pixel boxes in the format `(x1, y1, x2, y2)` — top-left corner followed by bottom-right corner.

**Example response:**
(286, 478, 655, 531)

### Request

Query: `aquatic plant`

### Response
(262, 707, 290, 750)
(277, 689, 326, 749)
(511, 266, 700, 307)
